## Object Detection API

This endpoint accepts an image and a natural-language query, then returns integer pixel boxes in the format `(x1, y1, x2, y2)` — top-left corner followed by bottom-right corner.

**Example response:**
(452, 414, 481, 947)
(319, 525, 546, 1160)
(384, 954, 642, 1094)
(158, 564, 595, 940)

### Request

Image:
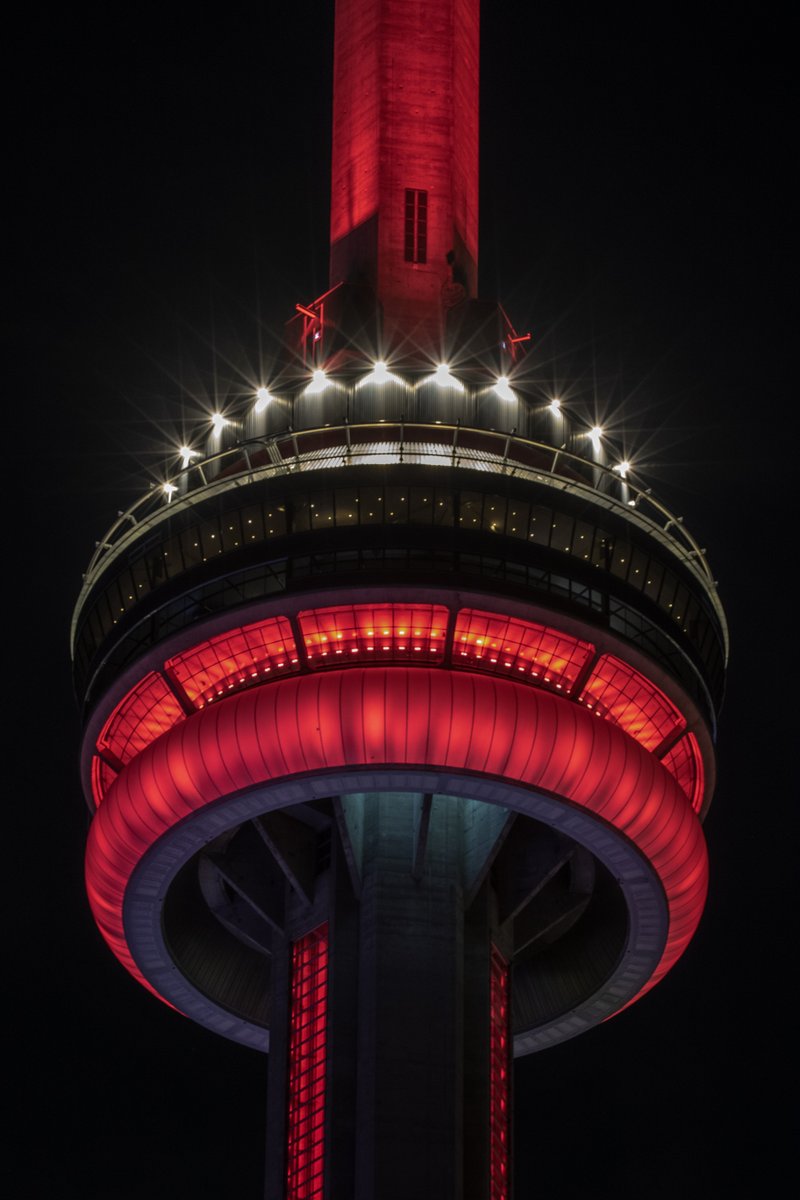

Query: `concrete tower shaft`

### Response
(330, 0, 479, 352)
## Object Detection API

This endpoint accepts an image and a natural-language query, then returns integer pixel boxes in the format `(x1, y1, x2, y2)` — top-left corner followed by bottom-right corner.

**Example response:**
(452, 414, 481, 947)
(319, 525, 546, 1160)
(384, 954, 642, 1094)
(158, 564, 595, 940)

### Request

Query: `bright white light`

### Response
(493, 376, 515, 402)
(210, 412, 228, 433)
(162, 482, 178, 500)
(357, 360, 402, 388)
(548, 397, 562, 415)
(588, 425, 603, 450)
(432, 363, 463, 391)
(306, 368, 329, 395)
(178, 445, 197, 469)
(254, 386, 272, 413)
(613, 460, 631, 479)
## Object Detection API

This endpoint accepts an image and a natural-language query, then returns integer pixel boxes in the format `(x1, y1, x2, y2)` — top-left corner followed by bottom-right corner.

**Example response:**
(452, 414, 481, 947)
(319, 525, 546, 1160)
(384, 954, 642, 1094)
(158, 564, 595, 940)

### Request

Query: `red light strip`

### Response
(299, 603, 448, 665)
(579, 653, 686, 752)
(96, 672, 186, 774)
(91, 755, 117, 803)
(490, 947, 511, 1200)
(90, 605, 706, 815)
(165, 615, 298, 708)
(661, 732, 705, 814)
(85, 668, 707, 1024)
(286, 925, 328, 1200)
(453, 609, 593, 694)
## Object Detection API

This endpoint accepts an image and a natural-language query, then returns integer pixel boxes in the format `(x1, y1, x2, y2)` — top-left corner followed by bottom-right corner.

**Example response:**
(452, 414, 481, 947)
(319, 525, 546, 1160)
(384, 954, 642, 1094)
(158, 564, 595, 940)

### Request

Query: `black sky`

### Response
(8, 3, 793, 1197)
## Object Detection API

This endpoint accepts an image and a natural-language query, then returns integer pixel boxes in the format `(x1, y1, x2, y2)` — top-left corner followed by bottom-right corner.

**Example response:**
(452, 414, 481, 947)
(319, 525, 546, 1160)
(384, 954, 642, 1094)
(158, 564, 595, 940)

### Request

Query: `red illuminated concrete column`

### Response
(330, 0, 479, 354)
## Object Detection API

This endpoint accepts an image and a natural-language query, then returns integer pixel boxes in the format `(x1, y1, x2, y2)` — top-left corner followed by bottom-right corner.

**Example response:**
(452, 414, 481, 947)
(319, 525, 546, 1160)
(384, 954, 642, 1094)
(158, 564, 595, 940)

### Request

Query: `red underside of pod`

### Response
(85, 666, 707, 1014)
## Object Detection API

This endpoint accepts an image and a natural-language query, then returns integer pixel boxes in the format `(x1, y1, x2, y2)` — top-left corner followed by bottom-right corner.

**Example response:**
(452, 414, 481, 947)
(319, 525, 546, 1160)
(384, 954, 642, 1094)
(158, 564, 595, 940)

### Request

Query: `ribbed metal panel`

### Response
(349, 379, 411, 423)
(415, 378, 476, 424)
(245, 395, 292, 439)
(475, 388, 519, 433)
(293, 389, 347, 431)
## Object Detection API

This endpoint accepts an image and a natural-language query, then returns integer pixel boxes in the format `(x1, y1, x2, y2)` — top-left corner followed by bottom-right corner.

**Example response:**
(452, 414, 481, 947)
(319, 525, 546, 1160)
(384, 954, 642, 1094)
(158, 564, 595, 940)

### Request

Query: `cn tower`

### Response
(71, 2, 728, 1197)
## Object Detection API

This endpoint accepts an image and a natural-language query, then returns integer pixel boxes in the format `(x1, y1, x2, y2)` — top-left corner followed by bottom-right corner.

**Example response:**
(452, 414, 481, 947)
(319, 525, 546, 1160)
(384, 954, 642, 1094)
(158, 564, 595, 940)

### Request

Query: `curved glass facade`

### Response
(89, 603, 706, 816)
(73, 472, 726, 721)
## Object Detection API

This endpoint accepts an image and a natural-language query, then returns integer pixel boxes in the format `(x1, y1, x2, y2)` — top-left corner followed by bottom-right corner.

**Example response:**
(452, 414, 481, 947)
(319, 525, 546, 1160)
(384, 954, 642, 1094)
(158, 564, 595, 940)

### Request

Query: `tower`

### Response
(71, 2, 728, 1197)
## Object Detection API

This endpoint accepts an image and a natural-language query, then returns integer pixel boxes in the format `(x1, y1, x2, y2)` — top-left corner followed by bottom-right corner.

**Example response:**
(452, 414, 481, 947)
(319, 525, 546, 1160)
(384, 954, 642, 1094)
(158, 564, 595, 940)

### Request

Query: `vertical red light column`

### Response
(330, 0, 479, 351)
(490, 948, 511, 1200)
(286, 925, 329, 1200)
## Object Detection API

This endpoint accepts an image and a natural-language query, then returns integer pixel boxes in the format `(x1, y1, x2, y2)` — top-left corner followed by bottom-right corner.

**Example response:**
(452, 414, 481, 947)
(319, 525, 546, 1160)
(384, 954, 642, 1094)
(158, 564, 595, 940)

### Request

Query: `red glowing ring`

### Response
(85, 667, 707, 1051)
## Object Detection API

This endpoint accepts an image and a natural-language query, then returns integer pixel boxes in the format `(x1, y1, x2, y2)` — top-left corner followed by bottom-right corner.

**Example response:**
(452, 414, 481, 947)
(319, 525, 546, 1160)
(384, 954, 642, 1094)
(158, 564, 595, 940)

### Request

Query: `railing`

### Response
(72, 422, 727, 656)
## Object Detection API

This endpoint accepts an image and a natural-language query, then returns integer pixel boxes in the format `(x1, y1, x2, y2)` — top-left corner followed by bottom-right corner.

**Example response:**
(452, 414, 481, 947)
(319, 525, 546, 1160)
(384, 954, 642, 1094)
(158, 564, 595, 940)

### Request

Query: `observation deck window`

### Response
(507, 503, 529, 539)
(334, 490, 360, 526)
(550, 511, 575, 553)
(529, 505, 551, 544)
(409, 488, 434, 524)
(358, 487, 384, 524)
(242, 504, 266, 542)
(643, 560, 664, 602)
(385, 486, 409, 523)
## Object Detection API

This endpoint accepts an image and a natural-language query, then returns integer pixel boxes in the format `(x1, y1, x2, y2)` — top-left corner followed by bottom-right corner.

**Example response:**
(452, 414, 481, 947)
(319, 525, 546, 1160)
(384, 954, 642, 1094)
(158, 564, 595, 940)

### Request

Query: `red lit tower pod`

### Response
(72, 2, 727, 1198)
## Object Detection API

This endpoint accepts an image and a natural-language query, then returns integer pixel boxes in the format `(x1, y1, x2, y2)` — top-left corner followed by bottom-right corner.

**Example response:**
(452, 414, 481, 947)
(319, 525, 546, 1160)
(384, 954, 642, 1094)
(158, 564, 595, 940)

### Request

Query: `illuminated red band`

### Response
(85, 667, 707, 1014)
(92, 605, 704, 813)
(490, 947, 510, 1200)
(286, 925, 328, 1200)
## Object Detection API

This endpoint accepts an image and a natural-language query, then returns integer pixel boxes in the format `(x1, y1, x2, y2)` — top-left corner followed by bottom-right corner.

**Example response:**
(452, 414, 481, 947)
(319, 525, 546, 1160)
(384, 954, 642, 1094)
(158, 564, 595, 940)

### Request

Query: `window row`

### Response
(93, 605, 700, 817)
(77, 485, 722, 678)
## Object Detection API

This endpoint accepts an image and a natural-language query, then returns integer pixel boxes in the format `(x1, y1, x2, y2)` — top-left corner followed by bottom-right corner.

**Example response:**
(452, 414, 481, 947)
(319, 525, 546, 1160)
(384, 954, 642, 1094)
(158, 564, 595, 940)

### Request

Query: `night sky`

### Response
(10, 4, 792, 1197)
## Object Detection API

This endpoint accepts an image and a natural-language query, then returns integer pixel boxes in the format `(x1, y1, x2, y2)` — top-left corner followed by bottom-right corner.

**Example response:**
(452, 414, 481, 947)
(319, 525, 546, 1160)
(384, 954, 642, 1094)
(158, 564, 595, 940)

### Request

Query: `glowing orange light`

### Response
(299, 604, 449, 665)
(165, 616, 298, 706)
(579, 655, 685, 752)
(453, 610, 593, 693)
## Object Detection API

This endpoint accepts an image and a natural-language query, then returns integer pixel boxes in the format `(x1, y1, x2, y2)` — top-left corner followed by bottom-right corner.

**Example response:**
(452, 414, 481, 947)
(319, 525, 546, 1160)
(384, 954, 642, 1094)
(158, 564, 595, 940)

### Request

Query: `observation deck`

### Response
(73, 352, 726, 1057)
(73, 357, 727, 786)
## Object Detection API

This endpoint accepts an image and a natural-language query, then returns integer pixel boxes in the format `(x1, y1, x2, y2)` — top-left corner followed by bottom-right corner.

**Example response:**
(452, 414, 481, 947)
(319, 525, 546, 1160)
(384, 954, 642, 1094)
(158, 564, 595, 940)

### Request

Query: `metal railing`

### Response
(72, 422, 728, 657)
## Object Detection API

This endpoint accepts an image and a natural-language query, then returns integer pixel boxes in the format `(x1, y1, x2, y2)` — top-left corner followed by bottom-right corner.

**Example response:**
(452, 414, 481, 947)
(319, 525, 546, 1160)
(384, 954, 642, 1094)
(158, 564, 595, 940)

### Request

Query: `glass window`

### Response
(300, 602, 448, 667)
(506, 501, 529, 539)
(573, 520, 594, 561)
(404, 188, 428, 264)
(658, 571, 678, 613)
(528, 505, 551, 544)
(460, 491, 483, 528)
(580, 654, 686, 752)
(290, 495, 311, 533)
(550, 511, 575, 554)
(242, 504, 266, 543)
(643, 560, 664, 603)
(335, 489, 360, 526)
(96, 671, 186, 766)
(359, 487, 384, 524)
(433, 490, 455, 526)
(180, 526, 204, 568)
(610, 540, 632, 580)
(409, 487, 434, 525)
(166, 615, 299, 707)
(591, 530, 612, 568)
(159, 534, 184, 578)
(309, 490, 335, 530)
(628, 547, 649, 591)
(385, 486, 409, 523)
(263, 503, 286, 537)
(198, 516, 222, 558)
(220, 512, 243, 552)
(454, 609, 594, 694)
(484, 496, 506, 534)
